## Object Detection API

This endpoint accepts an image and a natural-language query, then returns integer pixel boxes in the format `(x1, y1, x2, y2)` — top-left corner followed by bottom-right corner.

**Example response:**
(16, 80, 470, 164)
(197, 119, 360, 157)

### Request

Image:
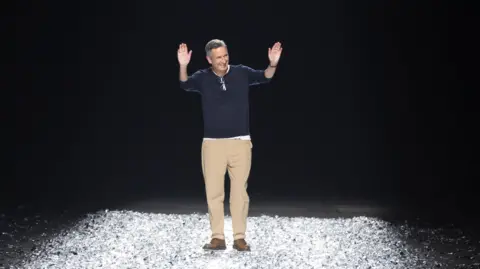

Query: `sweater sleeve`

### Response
(180, 70, 203, 93)
(239, 65, 271, 86)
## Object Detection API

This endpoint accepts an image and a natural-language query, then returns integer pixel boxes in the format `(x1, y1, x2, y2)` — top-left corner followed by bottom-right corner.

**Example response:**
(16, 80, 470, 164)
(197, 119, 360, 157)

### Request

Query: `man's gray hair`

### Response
(205, 39, 227, 56)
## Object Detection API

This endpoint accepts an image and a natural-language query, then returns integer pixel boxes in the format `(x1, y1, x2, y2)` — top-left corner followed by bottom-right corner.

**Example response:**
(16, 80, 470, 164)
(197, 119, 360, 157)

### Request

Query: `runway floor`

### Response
(1, 196, 479, 268)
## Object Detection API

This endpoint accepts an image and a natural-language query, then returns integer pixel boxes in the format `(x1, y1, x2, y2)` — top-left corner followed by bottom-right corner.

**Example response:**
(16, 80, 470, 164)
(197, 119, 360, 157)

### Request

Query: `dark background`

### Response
(8, 1, 476, 217)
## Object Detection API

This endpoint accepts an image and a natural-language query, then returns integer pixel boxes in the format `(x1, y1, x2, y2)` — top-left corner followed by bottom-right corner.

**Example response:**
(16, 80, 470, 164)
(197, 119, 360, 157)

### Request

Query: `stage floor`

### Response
(1, 196, 479, 268)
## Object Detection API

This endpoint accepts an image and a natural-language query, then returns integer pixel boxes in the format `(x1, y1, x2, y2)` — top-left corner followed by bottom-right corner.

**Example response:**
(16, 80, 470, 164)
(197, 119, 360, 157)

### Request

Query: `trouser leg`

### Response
(226, 140, 252, 240)
(202, 140, 227, 240)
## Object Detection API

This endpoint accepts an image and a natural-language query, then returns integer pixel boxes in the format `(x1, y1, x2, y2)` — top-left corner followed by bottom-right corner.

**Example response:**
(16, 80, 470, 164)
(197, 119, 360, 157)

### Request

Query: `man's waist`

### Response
(203, 124, 250, 139)
(203, 135, 251, 141)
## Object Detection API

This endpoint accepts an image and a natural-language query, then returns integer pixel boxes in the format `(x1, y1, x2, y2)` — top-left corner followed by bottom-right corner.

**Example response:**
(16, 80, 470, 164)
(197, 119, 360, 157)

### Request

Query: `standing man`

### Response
(177, 39, 282, 251)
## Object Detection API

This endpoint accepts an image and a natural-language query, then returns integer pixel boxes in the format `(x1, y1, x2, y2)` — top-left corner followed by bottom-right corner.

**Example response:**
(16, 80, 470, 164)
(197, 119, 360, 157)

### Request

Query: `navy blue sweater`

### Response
(180, 64, 271, 138)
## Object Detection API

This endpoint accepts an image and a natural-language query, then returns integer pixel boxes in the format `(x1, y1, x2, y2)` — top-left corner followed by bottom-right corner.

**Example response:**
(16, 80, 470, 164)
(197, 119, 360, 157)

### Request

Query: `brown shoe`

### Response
(233, 239, 251, 251)
(203, 238, 226, 250)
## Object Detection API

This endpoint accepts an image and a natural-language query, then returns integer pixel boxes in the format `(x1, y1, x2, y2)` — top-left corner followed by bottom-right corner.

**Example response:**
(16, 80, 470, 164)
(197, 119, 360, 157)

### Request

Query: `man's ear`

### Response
(206, 56, 212, 64)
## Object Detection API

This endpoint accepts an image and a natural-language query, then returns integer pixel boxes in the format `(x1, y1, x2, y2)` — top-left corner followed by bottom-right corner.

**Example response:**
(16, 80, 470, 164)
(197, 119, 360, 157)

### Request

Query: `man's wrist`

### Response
(269, 63, 277, 68)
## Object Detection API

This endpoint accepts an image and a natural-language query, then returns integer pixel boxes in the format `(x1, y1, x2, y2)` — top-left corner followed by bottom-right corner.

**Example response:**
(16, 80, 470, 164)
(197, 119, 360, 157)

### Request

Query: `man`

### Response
(177, 39, 282, 251)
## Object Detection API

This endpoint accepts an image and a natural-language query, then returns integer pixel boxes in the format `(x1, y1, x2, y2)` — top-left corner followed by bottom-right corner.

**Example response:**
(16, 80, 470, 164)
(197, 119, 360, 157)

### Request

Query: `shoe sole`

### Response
(233, 245, 251, 251)
(203, 245, 226, 250)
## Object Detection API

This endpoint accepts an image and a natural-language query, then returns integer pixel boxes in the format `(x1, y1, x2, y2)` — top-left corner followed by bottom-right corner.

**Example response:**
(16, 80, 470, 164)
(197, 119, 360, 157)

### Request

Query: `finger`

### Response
(179, 43, 187, 52)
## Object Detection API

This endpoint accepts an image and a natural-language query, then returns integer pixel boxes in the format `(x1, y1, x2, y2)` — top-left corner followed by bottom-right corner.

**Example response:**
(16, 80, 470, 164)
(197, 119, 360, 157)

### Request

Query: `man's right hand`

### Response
(177, 43, 192, 66)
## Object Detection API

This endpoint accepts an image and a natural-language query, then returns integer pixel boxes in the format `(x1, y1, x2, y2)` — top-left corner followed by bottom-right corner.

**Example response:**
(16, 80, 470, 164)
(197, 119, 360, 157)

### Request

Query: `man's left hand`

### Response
(268, 42, 283, 66)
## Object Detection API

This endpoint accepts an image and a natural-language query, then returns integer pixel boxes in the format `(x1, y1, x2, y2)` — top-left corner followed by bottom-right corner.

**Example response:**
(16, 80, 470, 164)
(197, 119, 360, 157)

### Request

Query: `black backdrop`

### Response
(9, 1, 476, 217)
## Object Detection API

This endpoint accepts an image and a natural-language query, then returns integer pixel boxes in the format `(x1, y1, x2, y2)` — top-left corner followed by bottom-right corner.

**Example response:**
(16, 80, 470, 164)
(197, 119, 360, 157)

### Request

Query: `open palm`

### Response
(177, 43, 192, 66)
(268, 42, 283, 66)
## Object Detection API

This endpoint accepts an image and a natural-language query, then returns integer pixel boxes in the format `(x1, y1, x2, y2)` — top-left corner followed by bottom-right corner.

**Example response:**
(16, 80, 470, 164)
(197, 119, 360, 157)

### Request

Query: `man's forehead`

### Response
(211, 47, 228, 56)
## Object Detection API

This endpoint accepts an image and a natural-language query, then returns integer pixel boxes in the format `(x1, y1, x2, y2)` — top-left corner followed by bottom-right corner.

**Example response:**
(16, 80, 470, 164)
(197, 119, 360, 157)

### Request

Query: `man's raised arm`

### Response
(179, 64, 189, 82)
(177, 43, 202, 92)
(265, 42, 283, 79)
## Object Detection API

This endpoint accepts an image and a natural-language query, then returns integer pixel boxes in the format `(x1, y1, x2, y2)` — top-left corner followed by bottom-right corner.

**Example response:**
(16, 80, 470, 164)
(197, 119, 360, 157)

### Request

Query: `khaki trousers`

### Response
(201, 139, 252, 240)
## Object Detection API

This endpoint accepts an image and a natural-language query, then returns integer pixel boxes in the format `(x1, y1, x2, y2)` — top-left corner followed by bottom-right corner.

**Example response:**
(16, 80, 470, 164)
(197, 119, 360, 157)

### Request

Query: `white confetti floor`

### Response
(18, 210, 430, 269)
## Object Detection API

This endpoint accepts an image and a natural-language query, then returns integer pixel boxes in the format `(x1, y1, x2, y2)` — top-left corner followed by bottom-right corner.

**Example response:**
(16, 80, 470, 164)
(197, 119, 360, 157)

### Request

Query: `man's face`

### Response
(207, 46, 229, 72)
